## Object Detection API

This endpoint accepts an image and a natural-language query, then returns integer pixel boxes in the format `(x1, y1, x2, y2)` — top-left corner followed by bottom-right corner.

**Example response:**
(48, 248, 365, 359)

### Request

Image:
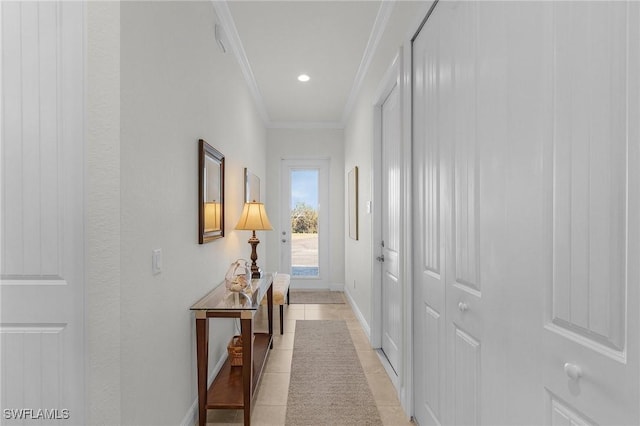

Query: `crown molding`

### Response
(269, 121, 345, 130)
(341, 0, 396, 126)
(211, 1, 271, 125)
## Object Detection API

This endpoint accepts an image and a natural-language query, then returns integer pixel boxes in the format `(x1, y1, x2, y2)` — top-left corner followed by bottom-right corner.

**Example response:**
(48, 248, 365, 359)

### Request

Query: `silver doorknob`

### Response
(458, 302, 468, 312)
(376, 255, 385, 262)
(564, 363, 582, 380)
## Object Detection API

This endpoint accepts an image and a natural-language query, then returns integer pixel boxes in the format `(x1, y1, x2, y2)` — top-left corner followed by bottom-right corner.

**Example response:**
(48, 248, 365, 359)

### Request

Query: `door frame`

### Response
(280, 158, 331, 290)
(371, 47, 414, 409)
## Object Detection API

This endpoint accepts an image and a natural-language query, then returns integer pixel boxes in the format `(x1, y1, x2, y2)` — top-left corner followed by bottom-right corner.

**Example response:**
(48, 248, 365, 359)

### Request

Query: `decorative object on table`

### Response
(198, 139, 225, 243)
(348, 166, 358, 240)
(235, 202, 273, 278)
(227, 335, 254, 367)
(224, 259, 251, 293)
(244, 167, 261, 203)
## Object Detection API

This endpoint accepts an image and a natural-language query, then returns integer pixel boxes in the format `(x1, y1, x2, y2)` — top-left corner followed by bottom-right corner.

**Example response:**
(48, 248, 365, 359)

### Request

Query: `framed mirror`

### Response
(199, 139, 225, 243)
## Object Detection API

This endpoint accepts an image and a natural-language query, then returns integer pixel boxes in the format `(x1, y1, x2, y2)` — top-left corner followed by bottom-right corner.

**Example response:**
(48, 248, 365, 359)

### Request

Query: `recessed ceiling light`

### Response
(297, 74, 310, 82)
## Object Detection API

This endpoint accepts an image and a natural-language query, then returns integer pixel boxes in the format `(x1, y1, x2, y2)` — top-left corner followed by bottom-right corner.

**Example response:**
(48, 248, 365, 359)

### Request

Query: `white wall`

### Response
(343, 2, 428, 330)
(86, 2, 121, 424)
(265, 128, 345, 289)
(119, 2, 266, 425)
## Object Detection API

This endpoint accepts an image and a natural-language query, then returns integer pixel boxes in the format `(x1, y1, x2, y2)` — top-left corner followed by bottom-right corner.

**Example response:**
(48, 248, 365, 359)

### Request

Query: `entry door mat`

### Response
(285, 320, 382, 425)
(289, 290, 345, 304)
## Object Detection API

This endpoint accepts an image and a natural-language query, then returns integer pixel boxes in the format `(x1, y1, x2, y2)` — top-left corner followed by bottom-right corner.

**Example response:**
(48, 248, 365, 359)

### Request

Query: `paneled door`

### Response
(412, 6, 446, 422)
(1, 2, 86, 424)
(380, 77, 402, 375)
(412, 1, 639, 425)
(538, 2, 639, 425)
(413, 2, 504, 424)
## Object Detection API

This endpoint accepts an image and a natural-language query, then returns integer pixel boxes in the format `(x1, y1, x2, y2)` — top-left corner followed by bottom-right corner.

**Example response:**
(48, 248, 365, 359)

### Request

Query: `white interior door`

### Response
(538, 2, 639, 425)
(412, 7, 447, 422)
(412, 1, 639, 425)
(280, 159, 330, 290)
(380, 82, 402, 375)
(413, 3, 498, 424)
(1, 2, 86, 424)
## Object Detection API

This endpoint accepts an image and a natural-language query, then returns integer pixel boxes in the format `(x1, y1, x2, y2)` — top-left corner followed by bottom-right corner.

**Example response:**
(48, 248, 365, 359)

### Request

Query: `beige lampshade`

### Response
(235, 202, 273, 231)
(204, 202, 221, 232)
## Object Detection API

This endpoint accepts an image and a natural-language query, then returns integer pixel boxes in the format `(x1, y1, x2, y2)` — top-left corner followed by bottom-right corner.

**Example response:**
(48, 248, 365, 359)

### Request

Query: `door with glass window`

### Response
(280, 159, 330, 289)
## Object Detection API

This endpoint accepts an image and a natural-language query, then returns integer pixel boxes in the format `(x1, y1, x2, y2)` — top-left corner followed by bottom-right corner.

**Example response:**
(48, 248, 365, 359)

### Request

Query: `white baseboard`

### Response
(289, 282, 345, 291)
(330, 282, 344, 291)
(180, 353, 228, 426)
(343, 287, 371, 338)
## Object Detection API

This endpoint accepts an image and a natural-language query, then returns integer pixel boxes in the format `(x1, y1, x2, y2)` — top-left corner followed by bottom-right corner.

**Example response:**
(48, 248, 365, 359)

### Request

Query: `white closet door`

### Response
(413, 3, 504, 424)
(538, 2, 639, 425)
(1, 2, 86, 424)
(412, 1, 639, 425)
(412, 5, 446, 424)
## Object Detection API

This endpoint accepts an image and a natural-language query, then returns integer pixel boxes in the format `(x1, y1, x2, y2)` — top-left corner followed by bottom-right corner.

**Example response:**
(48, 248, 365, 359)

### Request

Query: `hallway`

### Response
(205, 300, 411, 425)
(2, 1, 639, 424)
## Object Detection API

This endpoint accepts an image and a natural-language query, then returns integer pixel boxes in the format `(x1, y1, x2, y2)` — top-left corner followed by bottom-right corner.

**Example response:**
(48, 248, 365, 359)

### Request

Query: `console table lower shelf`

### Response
(206, 333, 272, 409)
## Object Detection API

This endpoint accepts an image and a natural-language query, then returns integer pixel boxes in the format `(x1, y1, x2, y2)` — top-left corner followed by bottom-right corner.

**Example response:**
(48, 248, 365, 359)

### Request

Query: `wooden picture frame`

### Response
(199, 139, 225, 243)
(244, 168, 260, 203)
(348, 166, 358, 240)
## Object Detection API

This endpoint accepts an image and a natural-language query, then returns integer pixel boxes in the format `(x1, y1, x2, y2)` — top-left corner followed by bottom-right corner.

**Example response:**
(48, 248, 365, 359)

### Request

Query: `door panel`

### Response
(413, 5, 446, 424)
(441, 3, 487, 424)
(548, 395, 596, 426)
(541, 3, 639, 425)
(423, 305, 442, 422)
(1, 2, 85, 424)
(453, 327, 480, 426)
(548, 0, 627, 354)
(382, 82, 402, 374)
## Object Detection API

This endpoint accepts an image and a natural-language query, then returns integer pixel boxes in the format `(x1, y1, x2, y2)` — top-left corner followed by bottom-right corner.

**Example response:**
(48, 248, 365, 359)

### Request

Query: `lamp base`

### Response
(251, 267, 263, 279)
(248, 232, 263, 279)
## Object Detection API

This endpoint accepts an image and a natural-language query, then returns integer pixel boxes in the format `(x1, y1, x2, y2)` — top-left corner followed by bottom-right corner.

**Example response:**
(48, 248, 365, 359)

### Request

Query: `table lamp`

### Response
(235, 202, 273, 278)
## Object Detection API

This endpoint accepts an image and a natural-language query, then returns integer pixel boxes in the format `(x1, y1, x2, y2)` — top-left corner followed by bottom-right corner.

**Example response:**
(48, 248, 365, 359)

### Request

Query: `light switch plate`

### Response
(152, 249, 162, 275)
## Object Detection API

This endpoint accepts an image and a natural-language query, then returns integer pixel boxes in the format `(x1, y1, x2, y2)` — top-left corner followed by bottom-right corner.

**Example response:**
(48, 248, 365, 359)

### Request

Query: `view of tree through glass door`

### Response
(290, 169, 319, 277)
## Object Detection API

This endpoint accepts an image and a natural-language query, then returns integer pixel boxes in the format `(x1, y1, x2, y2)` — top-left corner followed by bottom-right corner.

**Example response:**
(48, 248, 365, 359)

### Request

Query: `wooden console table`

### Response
(190, 274, 273, 426)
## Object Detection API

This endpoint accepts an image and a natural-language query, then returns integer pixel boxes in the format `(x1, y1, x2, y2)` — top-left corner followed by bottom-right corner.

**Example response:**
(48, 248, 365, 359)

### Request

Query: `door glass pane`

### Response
(290, 169, 319, 277)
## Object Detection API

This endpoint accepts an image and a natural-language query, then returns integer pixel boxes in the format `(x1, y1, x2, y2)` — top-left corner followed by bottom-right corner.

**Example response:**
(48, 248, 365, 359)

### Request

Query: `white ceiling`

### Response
(217, 1, 386, 128)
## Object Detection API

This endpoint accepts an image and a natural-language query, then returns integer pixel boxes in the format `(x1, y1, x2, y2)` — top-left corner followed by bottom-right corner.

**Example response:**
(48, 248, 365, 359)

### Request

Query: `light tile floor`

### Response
(205, 300, 414, 426)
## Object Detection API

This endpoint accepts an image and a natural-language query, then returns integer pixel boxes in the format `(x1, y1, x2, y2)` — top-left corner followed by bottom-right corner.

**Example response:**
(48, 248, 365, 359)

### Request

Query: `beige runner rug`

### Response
(285, 320, 382, 425)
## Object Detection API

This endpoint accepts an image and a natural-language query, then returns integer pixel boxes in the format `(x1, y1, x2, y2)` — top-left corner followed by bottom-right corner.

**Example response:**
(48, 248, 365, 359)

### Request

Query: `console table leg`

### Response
(267, 284, 274, 349)
(196, 316, 209, 426)
(241, 315, 253, 426)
